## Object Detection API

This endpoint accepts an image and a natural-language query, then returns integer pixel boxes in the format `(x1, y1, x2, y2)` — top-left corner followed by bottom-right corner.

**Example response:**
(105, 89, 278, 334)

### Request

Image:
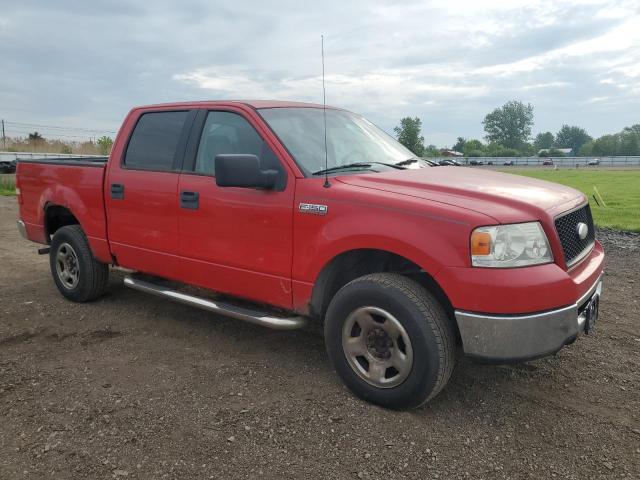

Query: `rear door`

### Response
(105, 108, 195, 279)
(176, 107, 295, 308)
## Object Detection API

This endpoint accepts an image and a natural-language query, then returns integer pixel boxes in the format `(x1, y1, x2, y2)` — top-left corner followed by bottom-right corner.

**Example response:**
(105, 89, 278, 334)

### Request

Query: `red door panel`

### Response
(105, 169, 181, 279)
(176, 174, 294, 308)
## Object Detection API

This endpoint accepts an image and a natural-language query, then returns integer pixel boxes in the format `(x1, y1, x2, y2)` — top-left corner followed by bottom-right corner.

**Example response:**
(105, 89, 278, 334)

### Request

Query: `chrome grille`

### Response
(554, 205, 595, 267)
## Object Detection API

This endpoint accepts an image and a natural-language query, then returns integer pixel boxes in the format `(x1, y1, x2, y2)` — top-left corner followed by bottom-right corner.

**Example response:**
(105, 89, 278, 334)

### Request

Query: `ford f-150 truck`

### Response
(16, 100, 604, 409)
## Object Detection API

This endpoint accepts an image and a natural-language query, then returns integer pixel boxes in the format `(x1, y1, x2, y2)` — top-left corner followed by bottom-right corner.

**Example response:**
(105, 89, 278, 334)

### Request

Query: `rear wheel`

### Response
(50, 225, 109, 302)
(324, 273, 455, 409)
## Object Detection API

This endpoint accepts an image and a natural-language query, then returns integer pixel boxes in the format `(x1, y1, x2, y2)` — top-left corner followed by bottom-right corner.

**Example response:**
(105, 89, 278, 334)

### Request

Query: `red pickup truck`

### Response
(16, 100, 604, 409)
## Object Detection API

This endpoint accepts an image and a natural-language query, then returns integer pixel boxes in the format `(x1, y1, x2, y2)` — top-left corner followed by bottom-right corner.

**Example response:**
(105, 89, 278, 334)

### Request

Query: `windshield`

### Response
(258, 107, 417, 176)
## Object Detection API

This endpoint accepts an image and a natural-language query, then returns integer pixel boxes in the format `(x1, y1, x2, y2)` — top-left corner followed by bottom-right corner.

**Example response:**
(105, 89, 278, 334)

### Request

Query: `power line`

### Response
(4, 120, 117, 134)
(4, 129, 99, 140)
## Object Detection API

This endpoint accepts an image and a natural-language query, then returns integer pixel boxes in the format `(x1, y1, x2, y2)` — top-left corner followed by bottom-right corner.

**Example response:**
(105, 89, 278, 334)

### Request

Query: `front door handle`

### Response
(110, 183, 124, 200)
(180, 191, 199, 209)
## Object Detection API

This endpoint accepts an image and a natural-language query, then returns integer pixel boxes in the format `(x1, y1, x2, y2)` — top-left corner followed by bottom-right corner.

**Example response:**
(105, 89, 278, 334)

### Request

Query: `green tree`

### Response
(489, 146, 520, 157)
(97, 136, 114, 155)
(394, 117, 425, 156)
(452, 137, 466, 153)
(28, 131, 44, 143)
(591, 134, 620, 156)
(578, 141, 594, 156)
(482, 100, 534, 149)
(533, 132, 554, 151)
(548, 148, 566, 157)
(619, 124, 640, 155)
(554, 125, 592, 153)
(622, 124, 640, 136)
(422, 144, 440, 157)
(462, 139, 484, 156)
(619, 132, 640, 156)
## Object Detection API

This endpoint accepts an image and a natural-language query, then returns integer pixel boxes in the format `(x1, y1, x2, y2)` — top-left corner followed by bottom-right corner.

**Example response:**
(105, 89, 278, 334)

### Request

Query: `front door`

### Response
(176, 109, 295, 308)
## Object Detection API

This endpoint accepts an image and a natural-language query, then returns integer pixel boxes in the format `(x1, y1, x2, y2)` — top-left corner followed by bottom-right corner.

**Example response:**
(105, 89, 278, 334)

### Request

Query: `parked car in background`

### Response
(422, 159, 440, 167)
(15, 100, 604, 409)
(0, 160, 17, 173)
(438, 159, 460, 166)
(469, 160, 484, 166)
(587, 159, 600, 166)
(543, 159, 554, 166)
(503, 160, 514, 166)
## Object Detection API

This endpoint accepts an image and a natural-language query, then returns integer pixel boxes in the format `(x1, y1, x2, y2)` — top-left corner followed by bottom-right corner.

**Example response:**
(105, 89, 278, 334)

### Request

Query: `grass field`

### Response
(503, 169, 640, 232)
(0, 175, 15, 196)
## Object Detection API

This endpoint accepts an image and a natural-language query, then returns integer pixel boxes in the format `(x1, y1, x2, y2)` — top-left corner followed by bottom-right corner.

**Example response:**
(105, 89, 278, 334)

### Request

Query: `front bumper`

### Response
(454, 273, 603, 362)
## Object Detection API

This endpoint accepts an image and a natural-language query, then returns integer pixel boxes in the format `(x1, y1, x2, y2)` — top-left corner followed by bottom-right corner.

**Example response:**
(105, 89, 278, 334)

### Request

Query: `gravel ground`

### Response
(1, 196, 638, 479)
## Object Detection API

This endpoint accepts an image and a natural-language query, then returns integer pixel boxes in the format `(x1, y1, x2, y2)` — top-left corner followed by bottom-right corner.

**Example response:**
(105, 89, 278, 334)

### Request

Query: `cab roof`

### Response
(135, 100, 341, 111)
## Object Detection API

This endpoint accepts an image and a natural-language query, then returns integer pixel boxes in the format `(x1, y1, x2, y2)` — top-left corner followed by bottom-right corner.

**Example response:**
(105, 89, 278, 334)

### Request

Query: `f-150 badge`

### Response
(299, 203, 328, 215)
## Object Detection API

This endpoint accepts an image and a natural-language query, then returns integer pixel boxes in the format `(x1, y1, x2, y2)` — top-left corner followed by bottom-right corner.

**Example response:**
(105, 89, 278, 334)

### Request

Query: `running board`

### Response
(123, 275, 307, 330)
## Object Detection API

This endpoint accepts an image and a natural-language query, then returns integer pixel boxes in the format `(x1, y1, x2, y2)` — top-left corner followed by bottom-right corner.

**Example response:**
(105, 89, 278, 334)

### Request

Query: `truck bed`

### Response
(17, 156, 108, 167)
(16, 156, 111, 263)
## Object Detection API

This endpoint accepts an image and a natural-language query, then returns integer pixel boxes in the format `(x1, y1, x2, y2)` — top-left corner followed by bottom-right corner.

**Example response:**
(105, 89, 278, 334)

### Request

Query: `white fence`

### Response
(0, 151, 104, 162)
(433, 156, 640, 167)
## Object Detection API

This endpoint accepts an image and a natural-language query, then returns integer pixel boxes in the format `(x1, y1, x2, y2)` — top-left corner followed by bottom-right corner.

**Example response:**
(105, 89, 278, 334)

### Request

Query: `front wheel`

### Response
(49, 225, 109, 302)
(324, 273, 456, 409)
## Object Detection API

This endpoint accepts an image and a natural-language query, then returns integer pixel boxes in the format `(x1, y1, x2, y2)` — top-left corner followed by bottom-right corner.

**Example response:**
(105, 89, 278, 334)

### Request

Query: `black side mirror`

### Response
(215, 154, 279, 190)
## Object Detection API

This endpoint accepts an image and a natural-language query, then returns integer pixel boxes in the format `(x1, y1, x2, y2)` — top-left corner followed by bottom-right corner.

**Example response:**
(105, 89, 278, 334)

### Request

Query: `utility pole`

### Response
(1, 119, 5, 150)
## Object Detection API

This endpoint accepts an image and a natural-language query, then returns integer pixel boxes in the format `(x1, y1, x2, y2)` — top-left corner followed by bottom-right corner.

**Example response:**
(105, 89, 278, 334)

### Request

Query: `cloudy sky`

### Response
(1, 0, 639, 146)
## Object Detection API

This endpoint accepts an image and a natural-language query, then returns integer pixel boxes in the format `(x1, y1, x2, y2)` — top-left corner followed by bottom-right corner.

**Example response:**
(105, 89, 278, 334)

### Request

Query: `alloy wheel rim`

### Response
(341, 306, 413, 388)
(55, 242, 80, 289)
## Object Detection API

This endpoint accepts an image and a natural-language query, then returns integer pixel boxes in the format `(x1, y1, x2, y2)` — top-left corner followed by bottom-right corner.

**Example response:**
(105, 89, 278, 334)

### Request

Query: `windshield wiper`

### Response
(397, 157, 439, 167)
(312, 163, 373, 176)
(312, 161, 404, 176)
(396, 157, 419, 166)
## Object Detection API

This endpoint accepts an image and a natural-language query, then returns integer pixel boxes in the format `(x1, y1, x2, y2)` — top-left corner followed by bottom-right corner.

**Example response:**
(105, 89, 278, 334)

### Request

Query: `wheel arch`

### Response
(42, 202, 112, 264)
(44, 203, 80, 242)
(309, 248, 457, 338)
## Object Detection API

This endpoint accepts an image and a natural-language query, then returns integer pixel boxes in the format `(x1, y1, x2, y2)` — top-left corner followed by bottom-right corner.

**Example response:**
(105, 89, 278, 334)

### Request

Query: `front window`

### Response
(258, 107, 417, 175)
(194, 111, 281, 177)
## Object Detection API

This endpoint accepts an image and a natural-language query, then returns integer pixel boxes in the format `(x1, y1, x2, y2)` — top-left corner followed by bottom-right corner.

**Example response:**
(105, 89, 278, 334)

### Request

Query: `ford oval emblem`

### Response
(576, 222, 588, 240)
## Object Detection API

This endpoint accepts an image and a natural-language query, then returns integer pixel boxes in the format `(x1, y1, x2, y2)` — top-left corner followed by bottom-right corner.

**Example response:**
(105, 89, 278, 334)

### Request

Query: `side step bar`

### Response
(123, 275, 308, 331)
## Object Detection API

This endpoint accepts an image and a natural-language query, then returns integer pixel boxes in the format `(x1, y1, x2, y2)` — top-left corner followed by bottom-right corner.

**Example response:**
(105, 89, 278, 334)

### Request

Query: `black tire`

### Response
(324, 273, 455, 409)
(49, 225, 109, 302)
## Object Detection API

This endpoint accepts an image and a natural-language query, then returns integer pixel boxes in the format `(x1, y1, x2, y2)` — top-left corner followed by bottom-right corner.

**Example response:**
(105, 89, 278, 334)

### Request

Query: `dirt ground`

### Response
(0, 195, 638, 480)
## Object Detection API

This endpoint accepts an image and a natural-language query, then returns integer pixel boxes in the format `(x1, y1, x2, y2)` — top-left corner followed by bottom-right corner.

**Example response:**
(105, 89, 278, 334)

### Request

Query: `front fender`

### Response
(291, 178, 489, 311)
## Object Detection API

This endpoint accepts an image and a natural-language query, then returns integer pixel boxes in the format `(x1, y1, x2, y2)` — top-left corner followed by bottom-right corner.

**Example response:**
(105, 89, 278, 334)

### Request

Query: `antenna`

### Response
(321, 35, 330, 188)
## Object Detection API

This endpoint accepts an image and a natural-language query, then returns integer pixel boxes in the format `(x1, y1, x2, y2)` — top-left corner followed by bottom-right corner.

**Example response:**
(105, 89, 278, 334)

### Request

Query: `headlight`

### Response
(470, 222, 553, 268)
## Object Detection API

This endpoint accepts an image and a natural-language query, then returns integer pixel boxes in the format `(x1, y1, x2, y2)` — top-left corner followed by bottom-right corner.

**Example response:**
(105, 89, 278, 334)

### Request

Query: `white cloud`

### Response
(519, 82, 571, 91)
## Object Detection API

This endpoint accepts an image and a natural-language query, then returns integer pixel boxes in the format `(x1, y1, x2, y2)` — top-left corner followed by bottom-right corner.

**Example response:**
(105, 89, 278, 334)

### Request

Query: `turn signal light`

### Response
(471, 231, 491, 256)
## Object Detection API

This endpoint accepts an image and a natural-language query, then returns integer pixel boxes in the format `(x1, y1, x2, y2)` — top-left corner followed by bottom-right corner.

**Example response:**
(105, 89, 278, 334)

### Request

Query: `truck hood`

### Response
(336, 167, 585, 223)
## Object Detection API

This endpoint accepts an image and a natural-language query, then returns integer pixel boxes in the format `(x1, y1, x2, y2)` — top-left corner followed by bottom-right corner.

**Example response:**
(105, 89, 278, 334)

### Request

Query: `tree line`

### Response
(394, 100, 640, 157)
(3, 132, 114, 155)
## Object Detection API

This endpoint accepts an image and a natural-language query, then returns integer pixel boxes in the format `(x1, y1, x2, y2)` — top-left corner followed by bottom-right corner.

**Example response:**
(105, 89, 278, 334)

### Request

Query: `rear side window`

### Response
(124, 111, 189, 170)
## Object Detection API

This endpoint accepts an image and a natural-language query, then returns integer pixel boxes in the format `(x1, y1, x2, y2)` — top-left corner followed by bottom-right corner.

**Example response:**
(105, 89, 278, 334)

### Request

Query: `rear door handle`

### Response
(110, 183, 124, 200)
(180, 191, 199, 209)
